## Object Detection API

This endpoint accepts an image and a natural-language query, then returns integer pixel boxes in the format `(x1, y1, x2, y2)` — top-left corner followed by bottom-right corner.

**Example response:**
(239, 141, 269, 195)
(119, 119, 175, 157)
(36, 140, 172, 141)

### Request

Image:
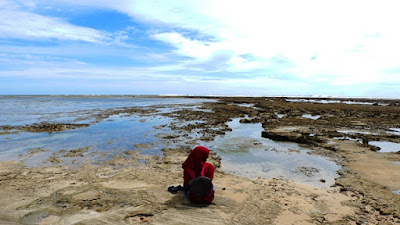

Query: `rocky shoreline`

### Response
(1, 97, 400, 224)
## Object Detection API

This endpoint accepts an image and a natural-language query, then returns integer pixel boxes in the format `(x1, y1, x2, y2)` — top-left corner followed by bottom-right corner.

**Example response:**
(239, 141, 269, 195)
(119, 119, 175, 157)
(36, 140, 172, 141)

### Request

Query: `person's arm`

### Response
(204, 163, 215, 181)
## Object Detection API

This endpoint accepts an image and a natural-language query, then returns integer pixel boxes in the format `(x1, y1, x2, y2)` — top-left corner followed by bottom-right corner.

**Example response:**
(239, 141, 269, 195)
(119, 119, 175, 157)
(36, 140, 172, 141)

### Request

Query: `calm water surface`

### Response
(0, 96, 209, 126)
(0, 96, 211, 160)
(201, 118, 340, 188)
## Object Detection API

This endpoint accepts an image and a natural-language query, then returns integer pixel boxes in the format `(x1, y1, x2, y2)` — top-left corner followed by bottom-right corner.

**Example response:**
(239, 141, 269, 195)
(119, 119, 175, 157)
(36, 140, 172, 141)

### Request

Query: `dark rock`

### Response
(297, 167, 320, 177)
(261, 131, 323, 145)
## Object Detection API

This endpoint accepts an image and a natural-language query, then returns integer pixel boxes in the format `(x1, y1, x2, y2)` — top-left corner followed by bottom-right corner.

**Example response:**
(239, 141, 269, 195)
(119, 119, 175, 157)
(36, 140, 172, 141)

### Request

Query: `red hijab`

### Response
(182, 146, 210, 175)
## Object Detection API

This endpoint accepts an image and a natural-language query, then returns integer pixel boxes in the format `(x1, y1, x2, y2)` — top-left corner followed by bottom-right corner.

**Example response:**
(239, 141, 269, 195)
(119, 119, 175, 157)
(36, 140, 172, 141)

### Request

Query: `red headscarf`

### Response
(182, 146, 210, 175)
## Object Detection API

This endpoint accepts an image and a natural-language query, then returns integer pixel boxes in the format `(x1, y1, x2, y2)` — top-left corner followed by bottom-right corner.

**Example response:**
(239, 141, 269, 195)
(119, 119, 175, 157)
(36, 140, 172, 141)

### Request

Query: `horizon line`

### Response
(0, 94, 399, 100)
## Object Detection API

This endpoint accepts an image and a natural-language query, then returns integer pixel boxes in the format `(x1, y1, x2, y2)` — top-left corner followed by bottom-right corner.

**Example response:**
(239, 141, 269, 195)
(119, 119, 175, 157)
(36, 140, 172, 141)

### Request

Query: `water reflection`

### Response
(0, 114, 174, 165)
(0, 96, 214, 126)
(369, 141, 400, 153)
(201, 118, 340, 188)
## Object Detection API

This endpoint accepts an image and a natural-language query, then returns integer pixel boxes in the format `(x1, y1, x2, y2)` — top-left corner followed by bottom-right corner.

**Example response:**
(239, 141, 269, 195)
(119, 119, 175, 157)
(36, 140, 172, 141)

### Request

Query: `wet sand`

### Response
(1, 97, 400, 224)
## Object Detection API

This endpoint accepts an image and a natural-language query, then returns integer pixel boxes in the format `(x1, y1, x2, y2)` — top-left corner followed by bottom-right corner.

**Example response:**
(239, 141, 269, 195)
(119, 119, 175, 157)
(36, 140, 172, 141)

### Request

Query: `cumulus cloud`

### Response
(34, 1, 400, 75)
(151, 32, 213, 59)
(91, 0, 400, 86)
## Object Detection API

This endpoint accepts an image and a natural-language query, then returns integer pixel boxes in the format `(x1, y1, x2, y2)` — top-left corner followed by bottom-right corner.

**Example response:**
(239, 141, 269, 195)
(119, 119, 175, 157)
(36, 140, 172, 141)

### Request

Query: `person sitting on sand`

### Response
(182, 146, 215, 204)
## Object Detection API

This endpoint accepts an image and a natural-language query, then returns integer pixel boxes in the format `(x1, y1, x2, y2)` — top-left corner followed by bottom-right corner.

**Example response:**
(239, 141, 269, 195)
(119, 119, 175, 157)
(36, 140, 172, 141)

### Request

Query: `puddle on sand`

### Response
(387, 128, 400, 136)
(302, 114, 320, 120)
(369, 141, 400, 153)
(201, 118, 340, 188)
(237, 103, 255, 108)
(333, 137, 361, 143)
(337, 129, 378, 135)
(393, 190, 400, 195)
(275, 113, 285, 119)
(170, 105, 213, 113)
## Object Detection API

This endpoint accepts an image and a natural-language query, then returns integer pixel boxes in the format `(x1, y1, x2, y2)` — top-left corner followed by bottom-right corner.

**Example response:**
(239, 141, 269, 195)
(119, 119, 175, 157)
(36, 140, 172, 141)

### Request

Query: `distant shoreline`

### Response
(0, 94, 399, 100)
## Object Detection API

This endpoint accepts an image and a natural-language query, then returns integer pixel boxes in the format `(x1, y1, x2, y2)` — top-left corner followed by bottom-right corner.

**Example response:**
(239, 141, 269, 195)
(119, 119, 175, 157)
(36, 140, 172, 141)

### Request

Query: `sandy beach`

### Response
(1, 97, 400, 224)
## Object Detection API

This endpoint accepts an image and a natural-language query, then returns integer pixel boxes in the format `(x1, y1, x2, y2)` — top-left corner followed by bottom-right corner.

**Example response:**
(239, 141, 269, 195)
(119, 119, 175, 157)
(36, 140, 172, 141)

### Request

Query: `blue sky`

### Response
(1, 0, 400, 97)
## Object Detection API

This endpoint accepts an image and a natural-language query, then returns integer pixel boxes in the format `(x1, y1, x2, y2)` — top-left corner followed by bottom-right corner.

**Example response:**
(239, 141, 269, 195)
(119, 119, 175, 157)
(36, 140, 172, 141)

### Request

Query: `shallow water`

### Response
(387, 128, 400, 136)
(337, 129, 378, 135)
(302, 114, 320, 120)
(393, 190, 400, 195)
(0, 96, 211, 126)
(369, 141, 400, 153)
(286, 99, 389, 106)
(201, 118, 340, 188)
(1, 114, 175, 166)
(333, 137, 361, 143)
(0, 97, 213, 166)
(237, 103, 255, 108)
(286, 99, 341, 104)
